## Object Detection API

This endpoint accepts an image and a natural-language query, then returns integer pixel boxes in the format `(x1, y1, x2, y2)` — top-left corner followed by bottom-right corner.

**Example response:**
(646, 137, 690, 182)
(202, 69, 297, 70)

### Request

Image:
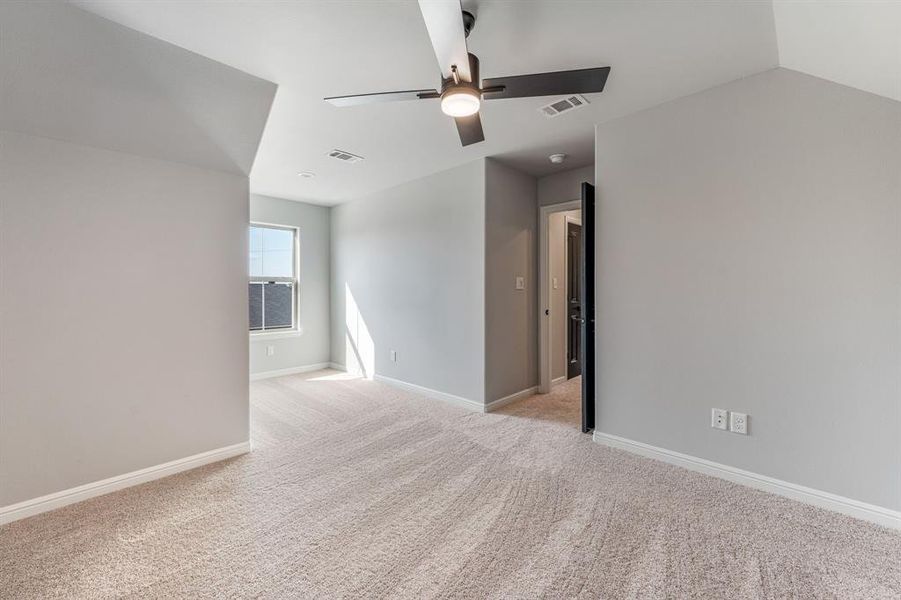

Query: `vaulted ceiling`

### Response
(773, 0, 900, 103)
(0, 1, 275, 176)
(67, 1, 900, 205)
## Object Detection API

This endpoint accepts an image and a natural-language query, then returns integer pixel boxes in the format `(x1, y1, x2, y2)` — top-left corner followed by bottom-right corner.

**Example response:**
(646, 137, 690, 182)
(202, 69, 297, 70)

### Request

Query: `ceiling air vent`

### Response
(326, 149, 364, 163)
(538, 94, 590, 118)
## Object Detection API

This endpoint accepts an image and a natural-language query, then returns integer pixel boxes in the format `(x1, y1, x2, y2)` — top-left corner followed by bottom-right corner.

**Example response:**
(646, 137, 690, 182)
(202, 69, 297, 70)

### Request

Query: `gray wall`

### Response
(0, 2, 272, 509)
(538, 165, 594, 207)
(484, 159, 539, 402)
(594, 68, 901, 510)
(330, 161, 486, 402)
(250, 194, 331, 375)
(0, 132, 251, 506)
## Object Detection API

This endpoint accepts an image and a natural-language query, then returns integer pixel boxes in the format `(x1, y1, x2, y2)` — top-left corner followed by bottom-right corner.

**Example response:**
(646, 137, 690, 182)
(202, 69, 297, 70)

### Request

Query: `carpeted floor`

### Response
(2, 371, 900, 599)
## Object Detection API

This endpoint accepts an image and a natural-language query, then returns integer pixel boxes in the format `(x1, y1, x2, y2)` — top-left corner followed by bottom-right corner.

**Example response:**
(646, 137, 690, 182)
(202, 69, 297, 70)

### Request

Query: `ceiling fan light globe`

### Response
(440, 89, 481, 117)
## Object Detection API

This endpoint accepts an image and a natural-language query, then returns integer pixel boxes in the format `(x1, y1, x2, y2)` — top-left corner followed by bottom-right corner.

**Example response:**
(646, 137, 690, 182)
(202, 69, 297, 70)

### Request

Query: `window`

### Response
(249, 224, 298, 333)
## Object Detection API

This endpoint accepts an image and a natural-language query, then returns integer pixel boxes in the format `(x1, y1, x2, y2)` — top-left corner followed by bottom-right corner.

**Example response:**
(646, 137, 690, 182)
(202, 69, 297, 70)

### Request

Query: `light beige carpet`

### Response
(1, 371, 899, 599)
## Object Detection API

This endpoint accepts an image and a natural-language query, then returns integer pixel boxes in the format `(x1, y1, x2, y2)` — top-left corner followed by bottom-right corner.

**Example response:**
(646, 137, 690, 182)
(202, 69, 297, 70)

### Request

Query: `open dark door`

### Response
(581, 183, 596, 433)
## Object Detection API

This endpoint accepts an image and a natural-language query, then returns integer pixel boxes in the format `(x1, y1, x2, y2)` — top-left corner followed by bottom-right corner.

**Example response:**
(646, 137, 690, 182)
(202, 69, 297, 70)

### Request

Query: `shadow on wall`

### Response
(345, 282, 374, 378)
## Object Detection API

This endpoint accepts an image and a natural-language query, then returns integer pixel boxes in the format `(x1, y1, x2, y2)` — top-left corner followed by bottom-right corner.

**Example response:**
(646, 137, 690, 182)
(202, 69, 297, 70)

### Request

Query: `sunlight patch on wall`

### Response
(345, 283, 375, 378)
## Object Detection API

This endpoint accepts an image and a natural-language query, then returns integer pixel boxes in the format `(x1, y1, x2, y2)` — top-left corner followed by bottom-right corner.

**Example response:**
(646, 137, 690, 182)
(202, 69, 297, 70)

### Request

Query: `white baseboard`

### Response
(373, 376, 538, 414)
(328, 362, 347, 371)
(551, 376, 567, 387)
(0, 441, 251, 526)
(593, 432, 900, 530)
(250, 362, 331, 381)
(485, 386, 538, 412)
(374, 374, 485, 412)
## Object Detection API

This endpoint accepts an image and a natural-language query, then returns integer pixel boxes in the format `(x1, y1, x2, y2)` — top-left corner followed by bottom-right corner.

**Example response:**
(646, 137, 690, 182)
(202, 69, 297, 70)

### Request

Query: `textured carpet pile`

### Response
(1, 371, 899, 598)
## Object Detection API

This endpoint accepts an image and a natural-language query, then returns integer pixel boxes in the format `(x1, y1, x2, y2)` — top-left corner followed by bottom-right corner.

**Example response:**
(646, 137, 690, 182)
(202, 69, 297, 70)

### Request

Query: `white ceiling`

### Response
(71, 0, 782, 205)
(773, 0, 901, 103)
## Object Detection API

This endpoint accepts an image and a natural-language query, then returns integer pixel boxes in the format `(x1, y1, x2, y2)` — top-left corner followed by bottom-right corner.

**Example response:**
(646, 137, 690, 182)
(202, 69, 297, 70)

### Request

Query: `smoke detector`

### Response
(326, 149, 364, 163)
(549, 153, 567, 165)
(538, 94, 590, 118)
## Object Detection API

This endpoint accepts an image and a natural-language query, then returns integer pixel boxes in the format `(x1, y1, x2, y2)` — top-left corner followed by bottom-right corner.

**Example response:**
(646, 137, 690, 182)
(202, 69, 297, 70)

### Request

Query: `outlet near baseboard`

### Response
(729, 412, 748, 435)
(711, 408, 728, 430)
(711, 408, 750, 435)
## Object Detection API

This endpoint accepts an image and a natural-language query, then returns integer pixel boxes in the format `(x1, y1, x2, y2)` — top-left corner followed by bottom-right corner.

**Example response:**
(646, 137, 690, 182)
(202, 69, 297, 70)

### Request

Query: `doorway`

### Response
(538, 183, 596, 432)
(566, 220, 582, 380)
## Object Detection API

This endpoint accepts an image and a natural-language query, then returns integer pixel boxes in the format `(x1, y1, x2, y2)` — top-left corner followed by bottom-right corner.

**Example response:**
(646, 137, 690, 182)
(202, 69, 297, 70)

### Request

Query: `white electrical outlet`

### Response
(266, 345, 275, 357)
(515, 276, 525, 290)
(729, 412, 748, 435)
(390, 350, 397, 362)
(711, 408, 728, 430)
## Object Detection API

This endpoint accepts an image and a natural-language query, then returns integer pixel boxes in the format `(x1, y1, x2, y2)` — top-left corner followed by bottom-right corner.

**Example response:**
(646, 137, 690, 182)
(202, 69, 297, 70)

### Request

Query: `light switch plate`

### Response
(515, 276, 525, 290)
(553, 277, 559, 290)
(389, 349, 397, 362)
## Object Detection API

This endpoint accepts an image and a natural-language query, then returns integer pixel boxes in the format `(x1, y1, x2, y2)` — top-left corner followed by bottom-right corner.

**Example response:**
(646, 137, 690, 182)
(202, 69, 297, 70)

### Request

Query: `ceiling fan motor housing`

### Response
(439, 53, 482, 117)
(441, 53, 480, 95)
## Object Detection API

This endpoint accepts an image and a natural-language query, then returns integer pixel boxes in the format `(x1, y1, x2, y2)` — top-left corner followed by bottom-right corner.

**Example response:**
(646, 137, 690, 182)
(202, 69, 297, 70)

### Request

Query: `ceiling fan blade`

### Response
(324, 89, 440, 107)
(481, 67, 610, 100)
(418, 0, 471, 82)
(454, 112, 484, 146)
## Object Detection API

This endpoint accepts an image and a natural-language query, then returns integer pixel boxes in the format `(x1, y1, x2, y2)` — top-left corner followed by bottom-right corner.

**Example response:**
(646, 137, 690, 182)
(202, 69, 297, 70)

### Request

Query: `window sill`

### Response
(250, 327, 304, 341)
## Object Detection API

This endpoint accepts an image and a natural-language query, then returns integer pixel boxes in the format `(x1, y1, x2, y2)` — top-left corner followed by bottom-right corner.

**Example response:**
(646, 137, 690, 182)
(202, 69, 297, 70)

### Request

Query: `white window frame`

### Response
(249, 222, 301, 337)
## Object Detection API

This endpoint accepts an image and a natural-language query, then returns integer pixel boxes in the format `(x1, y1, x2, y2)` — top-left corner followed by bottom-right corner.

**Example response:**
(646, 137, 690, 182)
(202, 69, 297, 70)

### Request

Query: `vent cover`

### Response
(326, 149, 364, 163)
(538, 95, 590, 118)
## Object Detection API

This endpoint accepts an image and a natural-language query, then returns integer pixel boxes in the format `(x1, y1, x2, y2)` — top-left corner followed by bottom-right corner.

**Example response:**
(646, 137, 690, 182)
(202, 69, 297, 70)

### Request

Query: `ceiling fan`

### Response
(324, 0, 611, 147)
